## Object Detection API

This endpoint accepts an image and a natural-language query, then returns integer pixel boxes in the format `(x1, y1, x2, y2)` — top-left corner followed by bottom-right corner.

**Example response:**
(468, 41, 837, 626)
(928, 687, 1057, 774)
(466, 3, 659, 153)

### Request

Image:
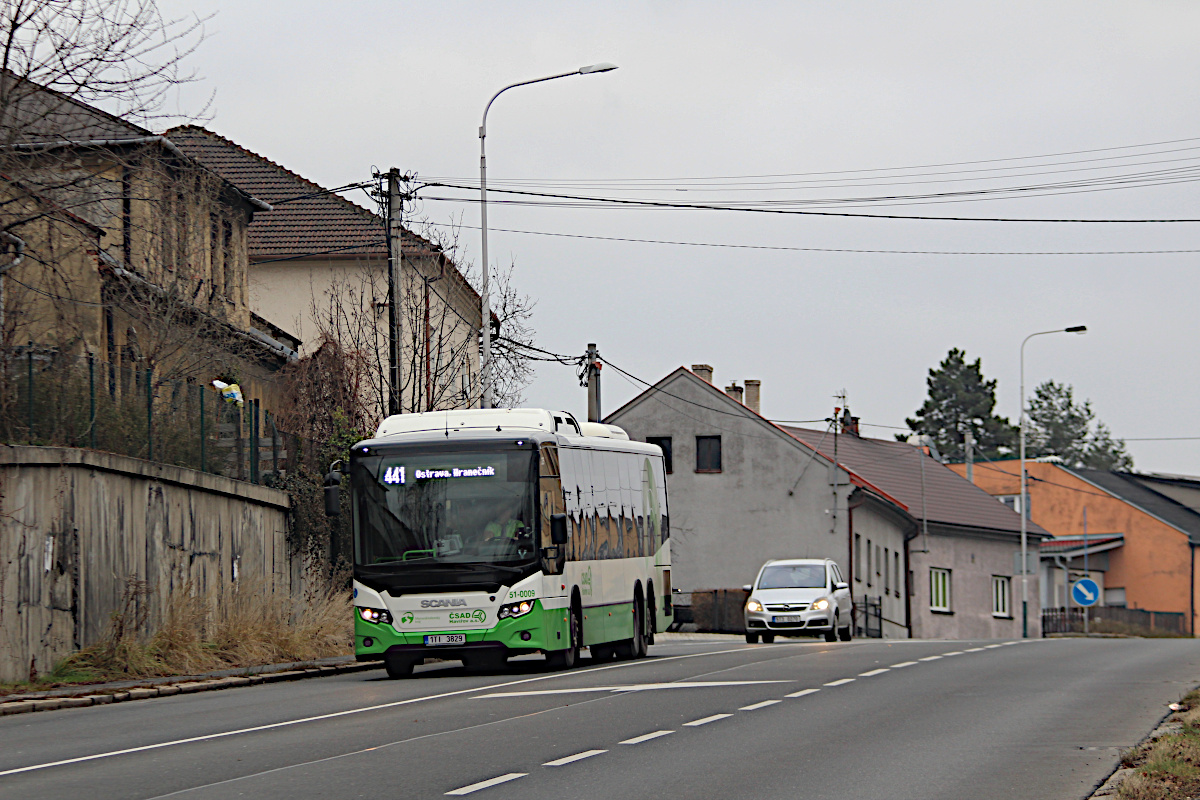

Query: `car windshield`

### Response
(352, 447, 538, 569)
(758, 564, 826, 589)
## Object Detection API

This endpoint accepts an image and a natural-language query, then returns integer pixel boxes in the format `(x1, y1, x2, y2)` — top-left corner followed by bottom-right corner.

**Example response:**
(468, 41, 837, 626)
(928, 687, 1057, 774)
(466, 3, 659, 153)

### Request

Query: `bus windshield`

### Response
(352, 447, 538, 571)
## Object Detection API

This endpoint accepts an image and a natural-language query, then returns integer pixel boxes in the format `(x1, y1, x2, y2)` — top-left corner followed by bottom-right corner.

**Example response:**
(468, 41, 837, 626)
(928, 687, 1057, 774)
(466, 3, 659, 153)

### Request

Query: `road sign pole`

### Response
(1083, 507, 1089, 636)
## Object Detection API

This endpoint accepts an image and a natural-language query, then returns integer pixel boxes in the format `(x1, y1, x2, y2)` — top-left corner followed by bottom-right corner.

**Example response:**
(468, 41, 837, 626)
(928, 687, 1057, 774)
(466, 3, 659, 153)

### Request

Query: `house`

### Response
(783, 424, 1050, 639)
(605, 365, 914, 638)
(951, 461, 1200, 634)
(165, 127, 483, 417)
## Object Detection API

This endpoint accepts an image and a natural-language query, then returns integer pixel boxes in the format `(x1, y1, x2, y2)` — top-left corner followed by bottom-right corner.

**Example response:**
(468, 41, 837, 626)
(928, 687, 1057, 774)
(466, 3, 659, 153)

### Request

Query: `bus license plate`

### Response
(424, 634, 466, 646)
(772, 615, 804, 623)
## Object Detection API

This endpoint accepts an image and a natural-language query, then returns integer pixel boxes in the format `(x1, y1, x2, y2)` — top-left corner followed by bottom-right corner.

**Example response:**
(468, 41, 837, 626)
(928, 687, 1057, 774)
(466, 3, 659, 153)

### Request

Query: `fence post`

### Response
(145, 367, 153, 461)
(199, 385, 206, 473)
(88, 354, 96, 449)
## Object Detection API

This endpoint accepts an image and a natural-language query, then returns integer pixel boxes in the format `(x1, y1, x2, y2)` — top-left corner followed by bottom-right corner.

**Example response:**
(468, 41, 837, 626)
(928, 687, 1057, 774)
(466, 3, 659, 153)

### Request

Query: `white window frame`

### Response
(930, 567, 951, 612)
(992, 575, 1012, 618)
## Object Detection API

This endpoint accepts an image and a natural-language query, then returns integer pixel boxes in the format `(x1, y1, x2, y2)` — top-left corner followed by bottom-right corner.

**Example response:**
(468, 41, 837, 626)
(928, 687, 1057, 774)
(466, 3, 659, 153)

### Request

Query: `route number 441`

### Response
(384, 466, 406, 485)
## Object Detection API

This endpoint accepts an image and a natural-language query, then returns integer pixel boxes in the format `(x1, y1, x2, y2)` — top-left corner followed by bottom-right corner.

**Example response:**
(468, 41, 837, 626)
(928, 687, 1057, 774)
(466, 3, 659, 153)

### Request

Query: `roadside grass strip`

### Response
(684, 713, 732, 727)
(824, 678, 855, 686)
(890, 661, 918, 668)
(785, 688, 820, 698)
(918, 656, 943, 662)
(619, 730, 673, 745)
(858, 669, 889, 677)
(739, 699, 781, 711)
(445, 773, 526, 795)
(544, 750, 606, 767)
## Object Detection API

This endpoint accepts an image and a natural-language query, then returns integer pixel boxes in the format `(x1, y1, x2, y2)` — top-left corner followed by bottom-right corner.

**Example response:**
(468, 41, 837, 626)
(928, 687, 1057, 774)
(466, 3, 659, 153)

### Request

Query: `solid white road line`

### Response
(918, 656, 943, 662)
(0, 645, 788, 779)
(619, 730, 674, 745)
(684, 713, 733, 727)
(544, 750, 606, 767)
(824, 678, 855, 687)
(473, 680, 790, 699)
(890, 661, 918, 668)
(858, 668, 890, 677)
(739, 699, 782, 711)
(446, 773, 527, 795)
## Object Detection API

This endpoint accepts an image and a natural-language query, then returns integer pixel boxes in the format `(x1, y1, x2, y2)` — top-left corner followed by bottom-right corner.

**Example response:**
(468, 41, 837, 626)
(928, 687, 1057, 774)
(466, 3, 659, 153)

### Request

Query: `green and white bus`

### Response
(331, 408, 671, 678)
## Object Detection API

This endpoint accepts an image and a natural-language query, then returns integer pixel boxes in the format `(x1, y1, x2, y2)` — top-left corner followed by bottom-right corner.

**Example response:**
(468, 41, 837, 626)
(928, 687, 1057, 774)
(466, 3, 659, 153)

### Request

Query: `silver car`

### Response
(742, 558, 853, 643)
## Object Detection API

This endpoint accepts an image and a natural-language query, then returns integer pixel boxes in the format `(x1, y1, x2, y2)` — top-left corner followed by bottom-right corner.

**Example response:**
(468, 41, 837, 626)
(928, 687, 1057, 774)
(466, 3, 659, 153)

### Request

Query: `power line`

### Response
(418, 221, 1200, 257)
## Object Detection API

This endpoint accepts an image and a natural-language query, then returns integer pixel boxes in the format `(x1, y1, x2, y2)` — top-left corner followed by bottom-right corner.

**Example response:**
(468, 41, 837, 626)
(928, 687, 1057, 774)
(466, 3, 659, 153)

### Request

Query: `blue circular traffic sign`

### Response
(1071, 577, 1100, 607)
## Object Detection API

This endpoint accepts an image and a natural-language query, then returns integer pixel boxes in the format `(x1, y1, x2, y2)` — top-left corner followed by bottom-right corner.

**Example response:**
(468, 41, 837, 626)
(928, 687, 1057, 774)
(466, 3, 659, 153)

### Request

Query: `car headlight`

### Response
(810, 598, 830, 611)
(358, 606, 393, 625)
(746, 599, 764, 613)
(498, 599, 536, 620)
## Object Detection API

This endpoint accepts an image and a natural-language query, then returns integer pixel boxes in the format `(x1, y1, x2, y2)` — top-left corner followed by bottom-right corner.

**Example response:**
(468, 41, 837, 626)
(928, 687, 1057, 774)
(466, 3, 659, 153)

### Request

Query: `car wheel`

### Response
(547, 601, 581, 670)
(383, 655, 415, 679)
(761, 633, 776, 644)
(824, 616, 838, 643)
(838, 623, 852, 642)
(745, 632, 760, 644)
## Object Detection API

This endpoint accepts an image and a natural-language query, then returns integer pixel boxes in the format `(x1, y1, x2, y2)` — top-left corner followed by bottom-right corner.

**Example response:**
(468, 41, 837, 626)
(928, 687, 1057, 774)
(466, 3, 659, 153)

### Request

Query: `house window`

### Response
(222, 219, 234, 297)
(866, 539, 872, 587)
(854, 534, 862, 581)
(992, 575, 1012, 618)
(883, 548, 890, 594)
(894, 552, 901, 598)
(998, 493, 1031, 519)
(695, 436, 721, 473)
(647, 437, 673, 474)
(930, 568, 951, 612)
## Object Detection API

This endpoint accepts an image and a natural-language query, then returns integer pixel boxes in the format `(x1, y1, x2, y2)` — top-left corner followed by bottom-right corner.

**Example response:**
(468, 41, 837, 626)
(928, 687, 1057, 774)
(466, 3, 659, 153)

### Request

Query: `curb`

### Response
(0, 660, 381, 717)
(1085, 714, 1184, 798)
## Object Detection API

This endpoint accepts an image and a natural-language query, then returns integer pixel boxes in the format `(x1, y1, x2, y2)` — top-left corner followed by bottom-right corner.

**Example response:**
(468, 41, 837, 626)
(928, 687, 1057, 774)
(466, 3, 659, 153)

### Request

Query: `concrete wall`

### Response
(909, 525, 1037, 639)
(0, 446, 294, 683)
(606, 370, 854, 595)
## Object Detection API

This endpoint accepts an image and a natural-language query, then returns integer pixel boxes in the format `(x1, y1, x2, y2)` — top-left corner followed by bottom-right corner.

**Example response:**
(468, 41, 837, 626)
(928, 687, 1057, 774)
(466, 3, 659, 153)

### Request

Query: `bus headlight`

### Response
(745, 599, 764, 613)
(498, 599, 536, 620)
(358, 607, 393, 625)
(811, 598, 830, 611)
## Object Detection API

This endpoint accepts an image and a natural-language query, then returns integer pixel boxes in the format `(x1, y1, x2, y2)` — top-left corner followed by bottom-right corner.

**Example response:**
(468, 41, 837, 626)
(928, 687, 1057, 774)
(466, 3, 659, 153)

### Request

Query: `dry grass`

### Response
(1119, 689, 1200, 800)
(2, 579, 352, 693)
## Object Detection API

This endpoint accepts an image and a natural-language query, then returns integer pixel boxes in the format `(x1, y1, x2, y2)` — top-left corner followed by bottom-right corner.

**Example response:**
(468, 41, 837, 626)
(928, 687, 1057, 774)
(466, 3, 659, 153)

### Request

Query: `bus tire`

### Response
(646, 581, 656, 647)
(616, 591, 646, 660)
(384, 655, 415, 679)
(547, 600, 581, 670)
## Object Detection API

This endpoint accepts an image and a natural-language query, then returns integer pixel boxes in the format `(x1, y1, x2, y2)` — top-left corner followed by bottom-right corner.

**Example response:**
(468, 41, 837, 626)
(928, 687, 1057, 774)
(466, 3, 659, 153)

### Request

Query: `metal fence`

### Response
(855, 595, 883, 638)
(0, 347, 310, 485)
(1042, 606, 1189, 637)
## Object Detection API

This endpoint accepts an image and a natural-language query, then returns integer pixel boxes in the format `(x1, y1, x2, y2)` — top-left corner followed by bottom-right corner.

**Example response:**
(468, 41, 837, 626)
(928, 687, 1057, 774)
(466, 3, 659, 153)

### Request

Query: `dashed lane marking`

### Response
(473, 680, 790, 699)
(890, 661, 918, 668)
(1002, 641, 1019, 645)
(984, 644, 1003, 649)
(684, 713, 732, 727)
(544, 750, 606, 767)
(918, 656, 943, 662)
(740, 699, 782, 711)
(942, 651, 964, 656)
(858, 669, 890, 677)
(824, 678, 855, 687)
(964, 648, 986, 652)
(620, 730, 674, 745)
(445, 773, 527, 795)
(785, 688, 820, 698)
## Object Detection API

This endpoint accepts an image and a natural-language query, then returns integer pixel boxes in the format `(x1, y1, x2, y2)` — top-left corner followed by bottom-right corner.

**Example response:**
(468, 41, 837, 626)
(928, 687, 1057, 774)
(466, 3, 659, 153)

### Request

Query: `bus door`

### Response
(539, 443, 566, 579)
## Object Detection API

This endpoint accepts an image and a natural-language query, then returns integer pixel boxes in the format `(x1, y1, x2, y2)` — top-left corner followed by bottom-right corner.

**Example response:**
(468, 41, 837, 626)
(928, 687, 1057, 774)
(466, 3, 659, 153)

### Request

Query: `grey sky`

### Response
(159, 1, 1200, 473)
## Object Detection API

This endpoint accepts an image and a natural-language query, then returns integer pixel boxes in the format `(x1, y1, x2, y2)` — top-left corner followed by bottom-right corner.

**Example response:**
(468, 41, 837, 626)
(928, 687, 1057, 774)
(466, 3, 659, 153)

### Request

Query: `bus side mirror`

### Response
(550, 513, 568, 545)
(324, 462, 344, 517)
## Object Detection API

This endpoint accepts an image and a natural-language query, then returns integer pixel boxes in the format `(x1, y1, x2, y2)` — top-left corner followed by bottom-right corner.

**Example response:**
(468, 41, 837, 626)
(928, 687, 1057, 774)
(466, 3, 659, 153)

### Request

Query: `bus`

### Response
(328, 407, 671, 678)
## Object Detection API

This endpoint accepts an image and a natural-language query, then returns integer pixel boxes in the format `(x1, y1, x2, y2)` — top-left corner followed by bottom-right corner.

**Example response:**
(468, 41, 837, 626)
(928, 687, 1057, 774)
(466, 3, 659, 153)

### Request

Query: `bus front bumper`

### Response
(354, 600, 569, 661)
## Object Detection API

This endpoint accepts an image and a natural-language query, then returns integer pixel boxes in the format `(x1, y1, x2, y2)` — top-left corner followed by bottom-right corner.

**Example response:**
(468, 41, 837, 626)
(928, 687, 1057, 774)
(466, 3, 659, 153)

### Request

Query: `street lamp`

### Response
(1019, 324, 1087, 637)
(477, 62, 618, 408)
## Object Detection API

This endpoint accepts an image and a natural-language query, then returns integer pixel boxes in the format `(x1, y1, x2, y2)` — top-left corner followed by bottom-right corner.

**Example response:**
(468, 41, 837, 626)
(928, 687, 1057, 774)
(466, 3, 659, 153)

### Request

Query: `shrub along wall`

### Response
(0, 446, 298, 683)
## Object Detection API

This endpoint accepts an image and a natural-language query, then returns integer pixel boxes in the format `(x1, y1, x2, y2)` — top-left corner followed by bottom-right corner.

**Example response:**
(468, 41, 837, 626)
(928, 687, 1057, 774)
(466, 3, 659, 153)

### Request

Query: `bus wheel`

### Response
(616, 594, 646, 659)
(547, 602, 581, 670)
(384, 655, 415, 679)
(646, 587, 656, 648)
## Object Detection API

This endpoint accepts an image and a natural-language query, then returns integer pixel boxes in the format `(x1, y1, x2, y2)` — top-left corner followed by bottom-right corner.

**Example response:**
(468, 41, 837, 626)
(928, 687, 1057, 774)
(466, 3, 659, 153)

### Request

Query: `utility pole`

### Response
(831, 390, 846, 538)
(964, 430, 975, 483)
(386, 169, 405, 416)
(586, 343, 602, 422)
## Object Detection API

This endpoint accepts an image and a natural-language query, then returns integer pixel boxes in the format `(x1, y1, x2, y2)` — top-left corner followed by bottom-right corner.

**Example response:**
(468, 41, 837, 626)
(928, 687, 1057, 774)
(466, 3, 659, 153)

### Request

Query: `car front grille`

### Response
(766, 603, 809, 612)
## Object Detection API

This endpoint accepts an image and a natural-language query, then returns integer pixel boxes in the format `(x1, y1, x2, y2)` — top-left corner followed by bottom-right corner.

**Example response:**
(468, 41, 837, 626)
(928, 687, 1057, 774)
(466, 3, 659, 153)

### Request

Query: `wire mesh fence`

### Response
(0, 346, 318, 485)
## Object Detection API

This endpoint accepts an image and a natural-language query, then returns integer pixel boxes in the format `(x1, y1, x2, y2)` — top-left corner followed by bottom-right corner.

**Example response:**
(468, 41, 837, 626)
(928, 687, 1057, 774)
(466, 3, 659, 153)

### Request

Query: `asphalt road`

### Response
(1, 636, 1197, 800)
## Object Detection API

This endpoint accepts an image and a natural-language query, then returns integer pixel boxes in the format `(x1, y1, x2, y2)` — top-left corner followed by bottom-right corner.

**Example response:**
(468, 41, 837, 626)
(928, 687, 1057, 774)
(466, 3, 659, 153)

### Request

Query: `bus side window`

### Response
(618, 453, 637, 557)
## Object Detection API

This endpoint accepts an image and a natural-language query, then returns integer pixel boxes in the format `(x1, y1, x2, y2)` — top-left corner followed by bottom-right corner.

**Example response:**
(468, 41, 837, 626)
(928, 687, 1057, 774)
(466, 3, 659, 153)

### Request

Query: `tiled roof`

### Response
(164, 126, 436, 261)
(1, 73, 152, 144)
(1039, 534, 1124, 555)
(1072, 469, 1200, 544)
(782, 427, 1051, 538)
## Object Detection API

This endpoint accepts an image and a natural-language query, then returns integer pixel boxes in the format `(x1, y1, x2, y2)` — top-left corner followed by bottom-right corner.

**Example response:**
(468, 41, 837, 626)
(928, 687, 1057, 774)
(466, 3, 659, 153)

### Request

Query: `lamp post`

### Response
(1019, 324, 1087, 637)
(478, 62, 618, 408)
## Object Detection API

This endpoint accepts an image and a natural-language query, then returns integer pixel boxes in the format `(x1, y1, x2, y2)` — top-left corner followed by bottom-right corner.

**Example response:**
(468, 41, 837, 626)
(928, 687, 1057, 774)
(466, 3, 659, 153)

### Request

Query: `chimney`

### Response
(692, 364, 713, 383)
(725, 381, 744, 404)
(744, 380, 761, 414)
